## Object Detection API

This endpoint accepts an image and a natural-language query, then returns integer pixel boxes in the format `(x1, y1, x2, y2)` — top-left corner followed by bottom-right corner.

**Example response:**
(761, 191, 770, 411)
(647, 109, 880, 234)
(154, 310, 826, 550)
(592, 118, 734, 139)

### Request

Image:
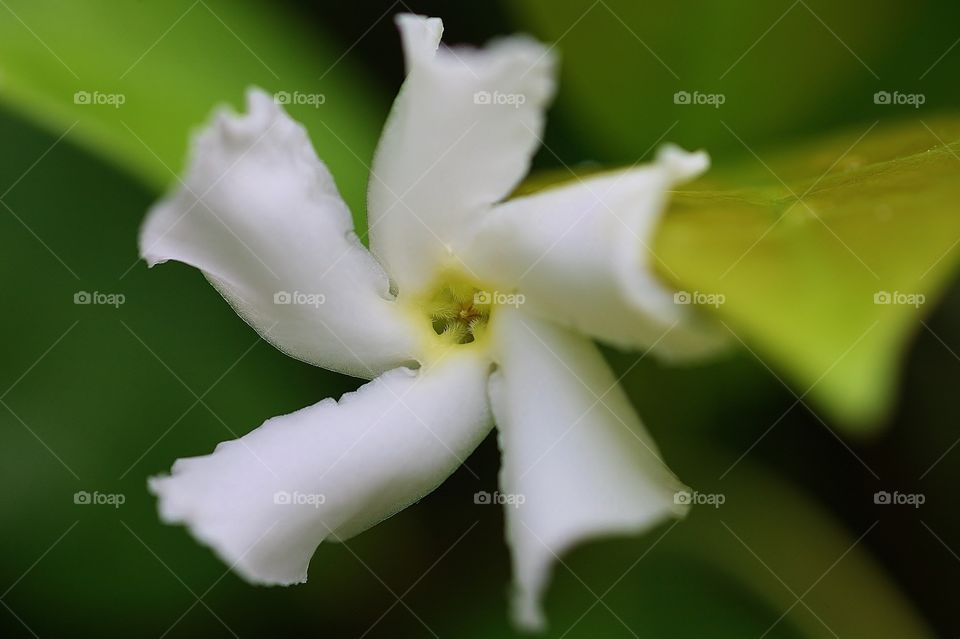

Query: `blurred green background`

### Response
(1, 0, 959, 636)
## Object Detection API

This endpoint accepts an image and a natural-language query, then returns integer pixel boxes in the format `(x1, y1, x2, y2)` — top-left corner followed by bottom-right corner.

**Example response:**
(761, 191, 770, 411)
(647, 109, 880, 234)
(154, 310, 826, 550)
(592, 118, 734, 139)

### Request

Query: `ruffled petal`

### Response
(488, 307, 689, 630)
(458, 145, 725, 361)
(367, 14, 557, 293)
(140, 88, 419, 379)
(150, 351, 493, 585)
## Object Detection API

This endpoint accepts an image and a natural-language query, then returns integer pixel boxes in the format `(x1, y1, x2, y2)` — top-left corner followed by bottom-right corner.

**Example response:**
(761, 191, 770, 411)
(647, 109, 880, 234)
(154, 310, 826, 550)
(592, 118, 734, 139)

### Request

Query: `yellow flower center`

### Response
(424, 281, 492, 345)
(401, 272, 502, 363)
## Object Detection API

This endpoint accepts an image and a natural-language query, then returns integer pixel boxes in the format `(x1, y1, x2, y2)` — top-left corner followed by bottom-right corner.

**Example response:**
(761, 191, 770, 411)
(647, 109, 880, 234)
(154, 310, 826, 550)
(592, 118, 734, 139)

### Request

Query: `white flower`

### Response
(140, 13, 721, 631)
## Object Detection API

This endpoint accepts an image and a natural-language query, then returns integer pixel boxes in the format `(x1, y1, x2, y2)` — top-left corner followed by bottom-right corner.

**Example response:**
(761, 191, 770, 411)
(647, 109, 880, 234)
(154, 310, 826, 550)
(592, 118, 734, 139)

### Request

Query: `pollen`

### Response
(424, 282, 492, 345)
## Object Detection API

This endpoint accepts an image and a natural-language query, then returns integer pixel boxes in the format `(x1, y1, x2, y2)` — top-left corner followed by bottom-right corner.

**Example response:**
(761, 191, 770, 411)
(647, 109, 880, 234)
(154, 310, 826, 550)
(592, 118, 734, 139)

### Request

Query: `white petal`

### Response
(140, 88, 419, 379)
(149, 351, 493, 585)
(367, 14, 557, 293)
(459, 145, 726, 361)
(488, 307, 689, 631)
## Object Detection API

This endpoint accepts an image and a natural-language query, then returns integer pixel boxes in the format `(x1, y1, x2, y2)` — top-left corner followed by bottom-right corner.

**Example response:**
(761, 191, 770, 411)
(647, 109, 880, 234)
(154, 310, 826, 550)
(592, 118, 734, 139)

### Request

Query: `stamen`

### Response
(426, 283, 491, 345)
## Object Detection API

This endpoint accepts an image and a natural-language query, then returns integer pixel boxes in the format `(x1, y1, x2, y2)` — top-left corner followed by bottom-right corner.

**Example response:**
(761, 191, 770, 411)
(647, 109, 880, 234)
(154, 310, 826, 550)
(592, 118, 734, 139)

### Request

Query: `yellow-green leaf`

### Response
(655, 116, 960, 430)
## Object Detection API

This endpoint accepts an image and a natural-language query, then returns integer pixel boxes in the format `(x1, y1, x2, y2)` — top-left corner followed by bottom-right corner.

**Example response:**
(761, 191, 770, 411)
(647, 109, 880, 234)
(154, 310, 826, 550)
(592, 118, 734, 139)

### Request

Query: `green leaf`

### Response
(0, 0, 382, 221)
(667, 454, 935, 639)
(519, 117, 960, 429)
(509, 0, 909, 161)
(654, 116, 960, 429)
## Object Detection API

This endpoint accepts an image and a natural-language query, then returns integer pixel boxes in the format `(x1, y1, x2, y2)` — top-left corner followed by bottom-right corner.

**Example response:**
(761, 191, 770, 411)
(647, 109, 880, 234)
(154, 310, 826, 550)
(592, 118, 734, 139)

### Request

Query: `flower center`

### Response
(424, 282, 491, 345)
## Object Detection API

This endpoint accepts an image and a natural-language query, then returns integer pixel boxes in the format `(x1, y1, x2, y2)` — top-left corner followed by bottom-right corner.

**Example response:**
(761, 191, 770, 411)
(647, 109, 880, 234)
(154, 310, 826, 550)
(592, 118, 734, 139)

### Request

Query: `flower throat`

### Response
(424, 282, 492, 345)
